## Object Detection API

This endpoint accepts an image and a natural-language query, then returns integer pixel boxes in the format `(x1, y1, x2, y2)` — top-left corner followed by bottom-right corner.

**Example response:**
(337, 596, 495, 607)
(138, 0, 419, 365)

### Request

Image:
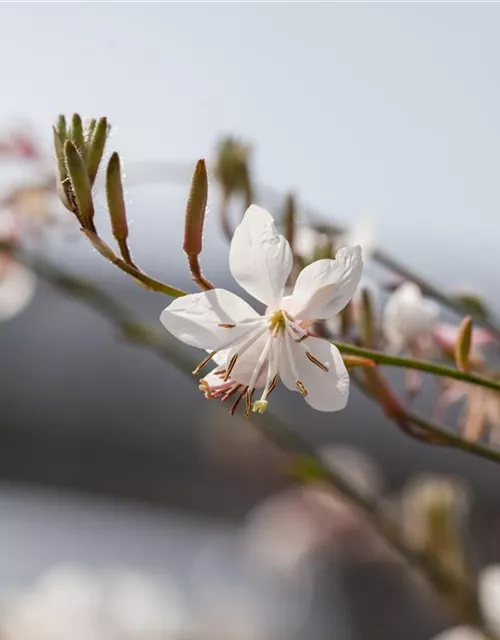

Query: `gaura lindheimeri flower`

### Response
(160, 206, 363, 416)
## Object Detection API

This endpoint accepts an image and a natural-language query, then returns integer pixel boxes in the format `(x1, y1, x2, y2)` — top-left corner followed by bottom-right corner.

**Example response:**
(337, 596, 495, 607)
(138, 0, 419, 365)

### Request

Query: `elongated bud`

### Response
(56, 114, 67, 141)
(53, 127, 72, 211)
(70, 113, 85, 152)
(87, 117, 108, 185)
(342, 355, 376, 369)
(283, 193, 296, 254)
(360, 287, 376, 348)
(183, 160, 213, 291)
(184, 159, 208, 257)
(86, 118, 97, 143)
(64, 140, 94, 229)
(106, 152, 133, 264)
(455, 316, 473, 373)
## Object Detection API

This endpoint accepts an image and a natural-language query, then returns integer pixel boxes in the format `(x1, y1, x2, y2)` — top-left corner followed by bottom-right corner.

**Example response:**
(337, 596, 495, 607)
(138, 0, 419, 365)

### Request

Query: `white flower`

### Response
(161, 205, 363, 415)
(430, 565, 500, 640)
(383, 282, 439, 353)
(0, 564, 191, 640)
(0, 212, 36, 322)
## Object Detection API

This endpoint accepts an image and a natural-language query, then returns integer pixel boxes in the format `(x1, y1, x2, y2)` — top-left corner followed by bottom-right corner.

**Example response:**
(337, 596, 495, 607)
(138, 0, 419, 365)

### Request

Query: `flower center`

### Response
(268, 310, 287, 333)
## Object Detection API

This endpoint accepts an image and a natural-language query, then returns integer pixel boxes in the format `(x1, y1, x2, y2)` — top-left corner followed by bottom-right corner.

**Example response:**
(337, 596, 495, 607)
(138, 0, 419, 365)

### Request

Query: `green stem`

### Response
(335, 341, 500, 393)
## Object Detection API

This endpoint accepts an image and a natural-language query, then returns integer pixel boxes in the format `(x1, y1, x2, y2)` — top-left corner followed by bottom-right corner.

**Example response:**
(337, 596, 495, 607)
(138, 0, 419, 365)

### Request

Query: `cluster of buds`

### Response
(53, 114, 184, 298)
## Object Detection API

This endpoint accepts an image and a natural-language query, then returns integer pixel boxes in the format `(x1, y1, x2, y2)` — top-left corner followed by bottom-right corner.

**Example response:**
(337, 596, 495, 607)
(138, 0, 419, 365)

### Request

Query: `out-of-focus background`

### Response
(0, 4, 500, 640)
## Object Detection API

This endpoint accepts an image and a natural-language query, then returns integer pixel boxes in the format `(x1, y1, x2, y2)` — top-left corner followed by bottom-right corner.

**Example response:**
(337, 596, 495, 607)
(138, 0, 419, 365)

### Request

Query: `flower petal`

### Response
(279, 335, 349, 411)
(0, 261, 36, 321)
(160, 289, 260, 350)
(213, 331, 271, 388)
(284, 246, 363, 321)
(229, 205, 292, 307)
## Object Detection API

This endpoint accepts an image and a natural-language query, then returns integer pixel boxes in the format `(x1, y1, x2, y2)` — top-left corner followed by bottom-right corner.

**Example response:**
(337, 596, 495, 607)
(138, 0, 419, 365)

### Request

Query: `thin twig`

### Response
(335, 341, 500, 394)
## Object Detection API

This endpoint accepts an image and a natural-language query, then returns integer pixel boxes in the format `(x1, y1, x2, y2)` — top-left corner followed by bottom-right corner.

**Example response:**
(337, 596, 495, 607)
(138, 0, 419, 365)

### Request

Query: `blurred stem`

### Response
(351, 371, 500, 465)
(335, 341, 500, 393)
(2, 244, 498, 638)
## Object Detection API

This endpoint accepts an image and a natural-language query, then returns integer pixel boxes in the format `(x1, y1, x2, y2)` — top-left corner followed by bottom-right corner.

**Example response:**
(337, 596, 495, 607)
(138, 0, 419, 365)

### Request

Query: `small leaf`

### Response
(64, 140, 94, 228)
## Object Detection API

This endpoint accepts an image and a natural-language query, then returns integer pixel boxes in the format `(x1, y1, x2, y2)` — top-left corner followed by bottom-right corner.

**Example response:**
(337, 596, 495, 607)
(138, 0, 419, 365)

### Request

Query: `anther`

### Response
(296, 381, 308, 397)
(306, 351, 329, 372)
(224, 354, 238, 381)
(192, 350, 216, 375)
(218, 323, 235, 328)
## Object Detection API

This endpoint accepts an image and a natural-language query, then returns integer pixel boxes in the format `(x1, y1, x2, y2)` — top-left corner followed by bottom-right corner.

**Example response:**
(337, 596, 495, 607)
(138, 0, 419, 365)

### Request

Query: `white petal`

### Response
(213, 331, 271, 388)
(479, 565, 500, 633)
(0, 261, 36, 321)
(284, 246, 363, 321)
(160, 289, 260, 350)
(229, 205, 292, 307)
(429, 628, 485, 640)
(383, 282, 439, 349)
(279, 335, 349, 411)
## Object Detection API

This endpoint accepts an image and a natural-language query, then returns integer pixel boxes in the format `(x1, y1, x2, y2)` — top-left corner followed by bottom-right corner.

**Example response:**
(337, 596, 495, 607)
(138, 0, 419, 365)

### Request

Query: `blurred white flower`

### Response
(0, 212, 36, 322)
(0, 564, 190, 640)
(430, 565, 500, 640)
(161, 205, 363, 414)
(243, 446, 388, 576)
(383, 282, 439, 354)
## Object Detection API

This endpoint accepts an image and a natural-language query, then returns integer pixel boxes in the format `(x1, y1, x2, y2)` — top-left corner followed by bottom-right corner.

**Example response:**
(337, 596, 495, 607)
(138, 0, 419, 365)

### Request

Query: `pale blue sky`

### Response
(1, 3, 499, 294)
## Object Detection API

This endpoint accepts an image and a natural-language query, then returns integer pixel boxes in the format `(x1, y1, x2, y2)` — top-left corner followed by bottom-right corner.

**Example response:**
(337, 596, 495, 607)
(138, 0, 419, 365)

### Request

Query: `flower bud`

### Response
(70, 113, 85, 152)
(455, 316, 473, 373)
(106, 152, 132, 263)
(64, 140, 94, 229)
(53, 127, 71, 211)
(283, 193, 296, 254)
(87, 117, 108, 186)
(360, 286, 376, 348)
(183, 159, 208, 258)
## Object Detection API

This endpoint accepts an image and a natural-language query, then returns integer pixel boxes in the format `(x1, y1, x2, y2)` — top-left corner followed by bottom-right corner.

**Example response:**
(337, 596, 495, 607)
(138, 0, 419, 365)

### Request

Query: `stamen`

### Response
(306, 351, 329, 372)
(296, 334, 308, 343)
(224, 354, 238, 381)
(244, 388, 254, 417)
(267, 374, 279, 396)
(218, 323, 235, 328)
(192, 350, 216, 375)
(230, 388, 247, 415)
(296, 381, 308, 397)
